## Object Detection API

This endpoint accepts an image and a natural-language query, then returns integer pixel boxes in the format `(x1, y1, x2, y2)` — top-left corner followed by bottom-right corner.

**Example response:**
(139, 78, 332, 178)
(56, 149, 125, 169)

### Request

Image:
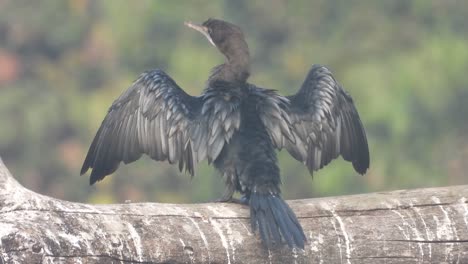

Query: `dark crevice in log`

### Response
(44, 254, 150, 264)
(348, 256, 418, 259)
(333, 202, 455, 216)
(383, 239, 468, 244)
(2, 248, 28, 254)
(0, 208, 248, 219)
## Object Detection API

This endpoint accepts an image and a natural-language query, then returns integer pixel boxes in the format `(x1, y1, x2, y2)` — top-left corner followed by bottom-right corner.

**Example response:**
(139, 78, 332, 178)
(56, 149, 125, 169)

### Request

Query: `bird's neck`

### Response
(209, 48, 250, 84)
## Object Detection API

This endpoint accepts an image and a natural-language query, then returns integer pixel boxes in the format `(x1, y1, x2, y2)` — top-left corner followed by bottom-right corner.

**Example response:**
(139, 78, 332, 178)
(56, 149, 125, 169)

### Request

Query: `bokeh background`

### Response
(0, 0, 467, 204)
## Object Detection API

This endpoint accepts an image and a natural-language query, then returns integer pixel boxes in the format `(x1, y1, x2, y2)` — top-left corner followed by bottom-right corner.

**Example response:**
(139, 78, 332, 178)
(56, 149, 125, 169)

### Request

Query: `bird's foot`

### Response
(214, 196, 240, 203)
(214, 195, 249, 205)
(214, 186, 236, 203)
(238, 195, 249, 205)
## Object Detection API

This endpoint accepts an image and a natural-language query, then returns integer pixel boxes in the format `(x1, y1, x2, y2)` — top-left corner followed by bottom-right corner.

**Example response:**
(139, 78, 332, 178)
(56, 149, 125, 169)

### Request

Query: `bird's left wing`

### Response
(81, 69, 201, 184)
(263, 65, 370, 175)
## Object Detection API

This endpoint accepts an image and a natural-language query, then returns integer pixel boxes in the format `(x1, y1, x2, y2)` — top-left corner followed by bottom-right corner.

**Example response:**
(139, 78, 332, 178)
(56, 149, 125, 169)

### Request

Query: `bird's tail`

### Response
(249, 192, 306, 249)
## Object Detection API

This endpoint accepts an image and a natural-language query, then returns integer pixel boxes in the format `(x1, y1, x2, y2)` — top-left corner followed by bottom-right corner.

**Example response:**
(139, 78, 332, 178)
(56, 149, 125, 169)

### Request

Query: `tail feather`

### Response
(250, 192, 306, 249)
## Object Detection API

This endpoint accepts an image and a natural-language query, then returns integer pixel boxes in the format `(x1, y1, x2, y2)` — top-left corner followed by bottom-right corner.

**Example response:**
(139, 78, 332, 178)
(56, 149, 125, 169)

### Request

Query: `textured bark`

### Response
(0, 158, 467, 264)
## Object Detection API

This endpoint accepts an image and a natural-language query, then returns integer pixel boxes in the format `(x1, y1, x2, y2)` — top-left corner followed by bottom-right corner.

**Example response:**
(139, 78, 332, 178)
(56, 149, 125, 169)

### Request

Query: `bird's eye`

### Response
(207, 28, 213, 34)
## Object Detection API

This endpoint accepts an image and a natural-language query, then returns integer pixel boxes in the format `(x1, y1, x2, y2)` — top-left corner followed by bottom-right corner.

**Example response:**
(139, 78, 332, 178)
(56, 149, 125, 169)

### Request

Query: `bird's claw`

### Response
(214, 195, 249, 205)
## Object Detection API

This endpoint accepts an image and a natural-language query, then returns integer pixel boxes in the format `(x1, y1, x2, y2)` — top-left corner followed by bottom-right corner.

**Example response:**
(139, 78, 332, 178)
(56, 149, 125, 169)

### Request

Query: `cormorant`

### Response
(81, 19, 370, 249)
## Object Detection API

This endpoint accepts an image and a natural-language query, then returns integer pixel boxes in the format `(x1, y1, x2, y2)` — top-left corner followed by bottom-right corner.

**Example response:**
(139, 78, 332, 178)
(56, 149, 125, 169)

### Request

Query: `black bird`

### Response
(81, 19, 370, 249)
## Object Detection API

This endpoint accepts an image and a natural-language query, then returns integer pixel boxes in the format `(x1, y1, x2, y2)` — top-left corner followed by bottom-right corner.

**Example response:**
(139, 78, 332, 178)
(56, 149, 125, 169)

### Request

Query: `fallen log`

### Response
(0, 158, 467, 264)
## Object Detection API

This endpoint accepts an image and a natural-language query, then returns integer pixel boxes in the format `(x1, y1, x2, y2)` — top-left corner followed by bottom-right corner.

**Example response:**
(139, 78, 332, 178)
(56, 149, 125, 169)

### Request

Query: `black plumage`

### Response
(81, 18, 370, 249)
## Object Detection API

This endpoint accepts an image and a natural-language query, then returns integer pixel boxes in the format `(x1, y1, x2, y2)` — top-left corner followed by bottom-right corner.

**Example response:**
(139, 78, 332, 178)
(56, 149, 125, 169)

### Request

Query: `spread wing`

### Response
(269, 65, 370, 175)
(81, 70, 240, 184)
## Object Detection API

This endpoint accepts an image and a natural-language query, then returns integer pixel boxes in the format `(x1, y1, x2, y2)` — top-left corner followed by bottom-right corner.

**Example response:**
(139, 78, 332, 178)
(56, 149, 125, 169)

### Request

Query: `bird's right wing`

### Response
(272, 65, 370, 175)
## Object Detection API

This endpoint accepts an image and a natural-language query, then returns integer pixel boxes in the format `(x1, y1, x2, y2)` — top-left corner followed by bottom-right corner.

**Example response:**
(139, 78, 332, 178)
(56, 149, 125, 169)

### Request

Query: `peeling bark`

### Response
(0, 158, 467, 264)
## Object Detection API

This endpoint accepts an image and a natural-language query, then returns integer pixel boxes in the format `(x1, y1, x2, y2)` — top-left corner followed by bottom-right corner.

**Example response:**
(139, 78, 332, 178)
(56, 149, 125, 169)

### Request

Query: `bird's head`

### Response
(185, 19, 249, 62)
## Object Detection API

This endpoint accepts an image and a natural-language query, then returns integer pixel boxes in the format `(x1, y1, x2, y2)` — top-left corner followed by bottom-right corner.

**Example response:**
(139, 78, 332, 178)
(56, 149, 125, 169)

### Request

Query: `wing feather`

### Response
(268, 65, 370, 176)
(81, 70, 241, 184)
(81, 69, 200, 184)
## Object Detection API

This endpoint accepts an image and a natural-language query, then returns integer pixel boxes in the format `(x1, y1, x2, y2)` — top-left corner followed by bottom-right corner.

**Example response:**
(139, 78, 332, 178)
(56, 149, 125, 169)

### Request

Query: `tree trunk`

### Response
(0, 158, 467, 264)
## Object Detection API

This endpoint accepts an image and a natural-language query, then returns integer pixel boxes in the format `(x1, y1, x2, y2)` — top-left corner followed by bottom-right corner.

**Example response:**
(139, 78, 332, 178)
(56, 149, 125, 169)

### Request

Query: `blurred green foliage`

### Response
(0, 0, 467, 204)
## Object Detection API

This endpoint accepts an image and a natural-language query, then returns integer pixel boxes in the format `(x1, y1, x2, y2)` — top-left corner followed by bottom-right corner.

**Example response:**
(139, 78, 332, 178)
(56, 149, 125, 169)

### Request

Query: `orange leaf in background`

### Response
(58, 139, 84, 170)
(69, 0, 89, 15)
(0, 49, 21, 85)
(81, 23, 116, 66)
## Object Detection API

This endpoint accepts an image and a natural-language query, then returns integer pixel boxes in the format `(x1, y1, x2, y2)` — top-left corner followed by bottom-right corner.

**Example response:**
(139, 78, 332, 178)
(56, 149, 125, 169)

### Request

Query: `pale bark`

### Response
(0, 158, 467, 264)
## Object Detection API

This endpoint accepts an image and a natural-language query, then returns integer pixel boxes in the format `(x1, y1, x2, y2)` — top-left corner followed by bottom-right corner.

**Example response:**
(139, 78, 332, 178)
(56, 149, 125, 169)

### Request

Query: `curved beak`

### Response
(184, 21, 216, 47)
